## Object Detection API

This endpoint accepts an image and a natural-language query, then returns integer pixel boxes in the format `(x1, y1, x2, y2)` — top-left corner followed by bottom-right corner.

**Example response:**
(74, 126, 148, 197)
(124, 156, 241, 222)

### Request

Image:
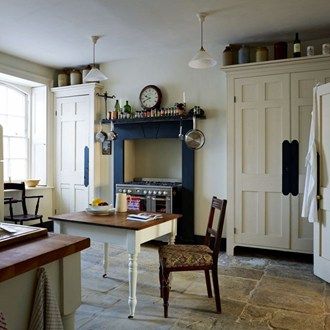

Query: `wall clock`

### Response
(139, 85, 162, 110)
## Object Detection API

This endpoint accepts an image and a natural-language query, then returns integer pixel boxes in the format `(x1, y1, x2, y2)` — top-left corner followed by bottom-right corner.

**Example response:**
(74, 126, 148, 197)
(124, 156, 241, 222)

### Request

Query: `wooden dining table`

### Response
(49, 211, 181, 318)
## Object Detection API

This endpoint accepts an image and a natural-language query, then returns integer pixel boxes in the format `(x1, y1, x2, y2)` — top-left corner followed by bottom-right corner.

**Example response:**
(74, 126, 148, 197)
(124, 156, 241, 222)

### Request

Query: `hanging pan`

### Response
(95, 122, 108, 143)
(184, 115, 205, 150)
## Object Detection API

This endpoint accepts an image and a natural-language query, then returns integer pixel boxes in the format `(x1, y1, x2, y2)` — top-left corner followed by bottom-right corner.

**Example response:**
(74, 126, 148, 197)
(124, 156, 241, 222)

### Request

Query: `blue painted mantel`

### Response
(102, 117, 195, 243)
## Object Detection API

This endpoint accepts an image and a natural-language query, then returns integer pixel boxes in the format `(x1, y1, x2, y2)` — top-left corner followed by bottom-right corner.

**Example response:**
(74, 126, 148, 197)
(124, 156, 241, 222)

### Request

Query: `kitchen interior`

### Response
(1, 1, 330, 329)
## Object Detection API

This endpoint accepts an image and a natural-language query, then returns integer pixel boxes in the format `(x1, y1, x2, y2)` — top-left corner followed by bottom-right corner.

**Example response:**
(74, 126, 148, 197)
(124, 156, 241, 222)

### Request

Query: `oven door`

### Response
(127, 196, 147, 212)
(151, 196, 171, 213)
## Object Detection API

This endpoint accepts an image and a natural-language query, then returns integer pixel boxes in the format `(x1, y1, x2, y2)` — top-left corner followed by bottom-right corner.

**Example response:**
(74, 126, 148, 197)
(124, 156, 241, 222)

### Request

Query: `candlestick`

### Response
(182, 91, 186, 104)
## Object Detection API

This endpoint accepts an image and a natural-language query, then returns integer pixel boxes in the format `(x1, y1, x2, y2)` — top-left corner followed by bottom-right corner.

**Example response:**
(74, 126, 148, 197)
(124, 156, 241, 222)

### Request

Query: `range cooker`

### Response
(116, 178, 182, 214)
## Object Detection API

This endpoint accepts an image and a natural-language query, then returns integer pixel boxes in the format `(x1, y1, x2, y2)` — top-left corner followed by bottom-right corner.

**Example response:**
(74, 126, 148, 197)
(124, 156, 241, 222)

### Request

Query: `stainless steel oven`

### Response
(116, 178, 182, 214)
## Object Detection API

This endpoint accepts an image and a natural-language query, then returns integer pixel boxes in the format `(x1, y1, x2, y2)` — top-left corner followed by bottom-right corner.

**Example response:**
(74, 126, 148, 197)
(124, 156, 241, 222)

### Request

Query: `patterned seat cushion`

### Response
(159, 244, 213, 268)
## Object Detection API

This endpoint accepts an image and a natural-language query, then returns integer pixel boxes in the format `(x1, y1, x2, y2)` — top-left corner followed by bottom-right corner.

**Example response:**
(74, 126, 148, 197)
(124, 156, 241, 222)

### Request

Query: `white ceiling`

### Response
(1, 0, 330, 68)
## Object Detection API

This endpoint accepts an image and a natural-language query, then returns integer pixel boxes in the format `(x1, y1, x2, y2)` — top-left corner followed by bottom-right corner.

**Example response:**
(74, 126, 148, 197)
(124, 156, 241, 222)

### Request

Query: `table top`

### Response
(49, 211, 182, 231)
(0, 233, 90, 282)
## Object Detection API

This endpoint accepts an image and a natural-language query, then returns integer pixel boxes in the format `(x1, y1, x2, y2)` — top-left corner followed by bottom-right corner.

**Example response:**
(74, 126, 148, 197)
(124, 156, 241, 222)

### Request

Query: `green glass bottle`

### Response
(114, 99, 120, 113)
(123, 100, 132, 115)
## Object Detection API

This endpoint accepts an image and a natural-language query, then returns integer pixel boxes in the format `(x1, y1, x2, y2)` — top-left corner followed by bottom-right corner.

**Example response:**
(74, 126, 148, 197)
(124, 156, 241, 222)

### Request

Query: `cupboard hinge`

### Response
(54, 209, 57, 215)
(234, 96, 236, 103)
(55, 110, 57, 116)
(234, 227, 237, 234)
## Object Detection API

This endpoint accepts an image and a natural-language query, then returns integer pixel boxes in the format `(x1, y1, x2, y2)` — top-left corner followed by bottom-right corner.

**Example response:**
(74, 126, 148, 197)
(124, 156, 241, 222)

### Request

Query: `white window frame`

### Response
(0, 82, 30, 182)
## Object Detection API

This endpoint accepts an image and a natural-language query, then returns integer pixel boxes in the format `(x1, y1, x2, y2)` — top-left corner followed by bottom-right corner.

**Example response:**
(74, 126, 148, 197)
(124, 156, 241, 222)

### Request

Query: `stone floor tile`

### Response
(265, 264, 323, 283)
(75, 304, 106, 329)
(238, 303, 274, 327)
(259, 275, 324, 298)
(250, 287, 324, 315)
(218, 266, 264, 280)
(81, 288, 123, 308)
(218, 253, 269, 270)
(188, 275, 257, 303)
(269, 309, 325, 330)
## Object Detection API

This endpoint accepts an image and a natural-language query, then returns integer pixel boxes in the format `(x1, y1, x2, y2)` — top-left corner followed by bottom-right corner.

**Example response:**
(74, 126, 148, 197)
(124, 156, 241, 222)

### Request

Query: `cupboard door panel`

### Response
(290, 70, 330, 252)
(234, 74, 290, 249)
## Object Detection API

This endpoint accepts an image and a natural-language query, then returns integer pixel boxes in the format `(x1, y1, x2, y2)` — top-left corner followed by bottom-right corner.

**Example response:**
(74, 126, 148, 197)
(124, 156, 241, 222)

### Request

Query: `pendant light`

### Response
(189, 13, 217, 69)
(84, 36, 108, 82)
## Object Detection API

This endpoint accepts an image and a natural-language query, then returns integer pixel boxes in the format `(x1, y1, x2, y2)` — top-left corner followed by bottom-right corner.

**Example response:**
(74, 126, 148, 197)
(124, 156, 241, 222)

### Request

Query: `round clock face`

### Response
(139, 85, 162, 110)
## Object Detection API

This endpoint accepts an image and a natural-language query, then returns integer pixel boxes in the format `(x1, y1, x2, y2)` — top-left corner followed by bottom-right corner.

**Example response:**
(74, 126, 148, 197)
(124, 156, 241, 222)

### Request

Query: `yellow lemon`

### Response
(91, 198, 102, 206)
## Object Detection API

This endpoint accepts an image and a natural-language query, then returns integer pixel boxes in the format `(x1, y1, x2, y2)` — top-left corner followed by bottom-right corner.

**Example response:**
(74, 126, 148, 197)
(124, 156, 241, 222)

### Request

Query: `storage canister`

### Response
(256, 47, 268, 62)
(238, 45, 250, 64)
(70, 69, 82, 85)
(82, 65, 91, 83)
(274, 42, 287, 60)
(57, 70, 69, 87)
(222, 46, 234, 66)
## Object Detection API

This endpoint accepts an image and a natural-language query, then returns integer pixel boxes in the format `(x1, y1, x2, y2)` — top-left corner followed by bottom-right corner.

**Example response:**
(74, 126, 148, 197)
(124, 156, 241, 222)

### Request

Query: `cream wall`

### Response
(0, 52, 55, 221)
(100, 48, 227, 235)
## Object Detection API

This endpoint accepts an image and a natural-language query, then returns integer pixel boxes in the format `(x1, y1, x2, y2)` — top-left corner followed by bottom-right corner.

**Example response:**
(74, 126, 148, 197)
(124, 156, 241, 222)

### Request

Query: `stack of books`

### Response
(127, 213, 163, 221)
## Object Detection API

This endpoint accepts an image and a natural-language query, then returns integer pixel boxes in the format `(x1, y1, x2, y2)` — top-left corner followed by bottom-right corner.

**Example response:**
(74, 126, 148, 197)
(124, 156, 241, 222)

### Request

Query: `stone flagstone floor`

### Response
(76, 242, 330, 329)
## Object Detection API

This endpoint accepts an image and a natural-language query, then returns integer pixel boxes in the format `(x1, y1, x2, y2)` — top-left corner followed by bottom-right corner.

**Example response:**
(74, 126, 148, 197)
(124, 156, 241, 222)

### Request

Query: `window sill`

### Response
(4, 186, 54, 193)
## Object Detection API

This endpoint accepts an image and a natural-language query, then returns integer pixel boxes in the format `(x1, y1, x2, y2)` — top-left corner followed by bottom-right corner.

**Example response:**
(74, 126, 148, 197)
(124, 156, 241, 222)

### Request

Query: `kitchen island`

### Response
(0, 232, 90, 330)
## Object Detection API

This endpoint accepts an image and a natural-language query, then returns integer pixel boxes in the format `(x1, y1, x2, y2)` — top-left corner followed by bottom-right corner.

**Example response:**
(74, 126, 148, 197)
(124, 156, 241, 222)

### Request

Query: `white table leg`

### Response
(103, 243, 109, 278)
(128, 253, 138, 318)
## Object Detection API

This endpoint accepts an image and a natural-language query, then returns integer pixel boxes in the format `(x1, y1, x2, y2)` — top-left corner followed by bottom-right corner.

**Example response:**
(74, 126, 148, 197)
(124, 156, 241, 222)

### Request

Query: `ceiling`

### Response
(1, 0, 330, 68)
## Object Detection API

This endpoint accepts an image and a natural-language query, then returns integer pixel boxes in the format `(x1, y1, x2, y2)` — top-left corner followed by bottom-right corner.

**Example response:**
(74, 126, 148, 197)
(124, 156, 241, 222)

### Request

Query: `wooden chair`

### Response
(4, 182, 43, 225)
(158, 196, 227, 318)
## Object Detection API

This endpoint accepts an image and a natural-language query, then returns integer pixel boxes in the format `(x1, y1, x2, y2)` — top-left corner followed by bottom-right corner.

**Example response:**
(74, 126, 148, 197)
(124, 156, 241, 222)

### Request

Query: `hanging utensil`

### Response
(178, 120, 184, 141)
(108, 120, 118, 141)
(95, 121, 108, 143)
(184, 115, 205, 150)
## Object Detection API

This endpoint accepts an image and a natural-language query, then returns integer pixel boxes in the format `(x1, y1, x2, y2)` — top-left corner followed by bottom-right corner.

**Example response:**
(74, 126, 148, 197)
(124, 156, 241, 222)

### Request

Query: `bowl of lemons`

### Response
(88, 198, 112, 212)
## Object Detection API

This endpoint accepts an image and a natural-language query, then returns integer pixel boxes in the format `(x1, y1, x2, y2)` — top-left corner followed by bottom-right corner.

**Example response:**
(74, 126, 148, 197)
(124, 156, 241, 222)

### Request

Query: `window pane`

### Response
(3, 159, 9, 182)
(9, 159, 27, 181)
(9, 137, 27, 159)
(3, 136, 9, 159)
(0, 115, 9, 135)
(8, 115, 26, 137)
(7, 88, 25, 116)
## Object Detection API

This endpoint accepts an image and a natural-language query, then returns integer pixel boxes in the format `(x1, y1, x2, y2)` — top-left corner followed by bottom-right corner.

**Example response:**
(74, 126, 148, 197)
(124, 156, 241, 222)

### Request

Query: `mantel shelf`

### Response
(101, 115, 206, 125)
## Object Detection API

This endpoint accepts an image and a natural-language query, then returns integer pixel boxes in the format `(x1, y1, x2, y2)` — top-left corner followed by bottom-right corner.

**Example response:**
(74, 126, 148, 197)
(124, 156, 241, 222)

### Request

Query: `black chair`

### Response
(4, 182, 43, 225)
(158, 196, 227, 318)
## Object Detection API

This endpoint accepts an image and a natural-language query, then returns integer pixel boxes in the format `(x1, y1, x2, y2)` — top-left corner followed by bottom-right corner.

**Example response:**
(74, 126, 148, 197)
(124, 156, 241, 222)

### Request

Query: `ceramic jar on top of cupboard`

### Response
(238, 45, 250, 64)
(222, 46, 234, 66)
(256, 47, 269, 62)
(70, 69, 82, 85)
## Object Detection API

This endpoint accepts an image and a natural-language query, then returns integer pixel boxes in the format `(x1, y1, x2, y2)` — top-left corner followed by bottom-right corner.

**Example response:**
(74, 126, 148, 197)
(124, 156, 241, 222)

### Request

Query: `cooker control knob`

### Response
(143, 190, 147, 195)
(123, 189, 127, 193)
(136, 189, 140, 194)
(158, 191, 162, 195)
(148, 190, 152, 195)
(127, 189, 132, 194)
(153, 191, 157, 195)
(118, 189, 122, 193)
(163, 191, 168, 196)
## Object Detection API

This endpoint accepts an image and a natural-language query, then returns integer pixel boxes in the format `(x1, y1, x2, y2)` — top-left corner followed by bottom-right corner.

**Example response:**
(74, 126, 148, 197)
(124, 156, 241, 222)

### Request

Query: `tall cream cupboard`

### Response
(52, 83, 103, 214)
(222, 55, 330, 255)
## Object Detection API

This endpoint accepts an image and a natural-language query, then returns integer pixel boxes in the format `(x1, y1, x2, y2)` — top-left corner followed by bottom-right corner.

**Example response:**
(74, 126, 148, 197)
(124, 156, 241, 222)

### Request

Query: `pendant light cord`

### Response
(200, 19, 204, 50)
(92, 40, 96, 67)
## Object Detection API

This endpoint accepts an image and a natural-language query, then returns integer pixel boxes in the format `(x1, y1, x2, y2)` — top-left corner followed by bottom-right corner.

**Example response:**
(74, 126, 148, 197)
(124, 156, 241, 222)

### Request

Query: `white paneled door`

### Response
(56, 95, 90, 214)
(234, 74, 291, 249)
(314, 83, 330, 282)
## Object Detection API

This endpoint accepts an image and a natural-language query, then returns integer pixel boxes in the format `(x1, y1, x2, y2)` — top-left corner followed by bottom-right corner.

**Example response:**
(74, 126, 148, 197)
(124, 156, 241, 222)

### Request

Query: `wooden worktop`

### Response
(0, 233, 90, 282)
(49, 211, 182, 230)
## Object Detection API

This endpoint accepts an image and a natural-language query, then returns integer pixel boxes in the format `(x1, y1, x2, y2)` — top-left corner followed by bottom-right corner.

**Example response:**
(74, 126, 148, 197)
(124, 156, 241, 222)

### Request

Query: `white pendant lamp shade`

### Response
(189, 47, 217, 69)
(189, 13, 216, 69)
(84, 36, 108, 82)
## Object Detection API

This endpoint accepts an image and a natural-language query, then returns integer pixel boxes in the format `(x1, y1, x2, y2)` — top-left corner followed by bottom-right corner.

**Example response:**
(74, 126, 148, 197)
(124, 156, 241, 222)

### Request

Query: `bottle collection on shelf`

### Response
(108, 101, 187, 120)
(222, 32, 330, 66)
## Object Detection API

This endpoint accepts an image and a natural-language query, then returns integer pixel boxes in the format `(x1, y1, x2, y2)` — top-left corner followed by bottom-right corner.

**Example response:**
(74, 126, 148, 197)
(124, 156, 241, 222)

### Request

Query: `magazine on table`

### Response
(127, 213, 163, 221)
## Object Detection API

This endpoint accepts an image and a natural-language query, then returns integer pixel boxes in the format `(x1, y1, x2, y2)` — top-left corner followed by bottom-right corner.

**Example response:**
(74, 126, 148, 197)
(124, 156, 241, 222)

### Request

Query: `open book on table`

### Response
(127, 213, 163, 221)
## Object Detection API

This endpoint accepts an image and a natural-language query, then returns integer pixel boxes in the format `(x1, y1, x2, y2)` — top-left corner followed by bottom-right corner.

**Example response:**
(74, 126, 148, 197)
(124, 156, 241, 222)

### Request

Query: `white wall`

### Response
(100, 48, 227, 235)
